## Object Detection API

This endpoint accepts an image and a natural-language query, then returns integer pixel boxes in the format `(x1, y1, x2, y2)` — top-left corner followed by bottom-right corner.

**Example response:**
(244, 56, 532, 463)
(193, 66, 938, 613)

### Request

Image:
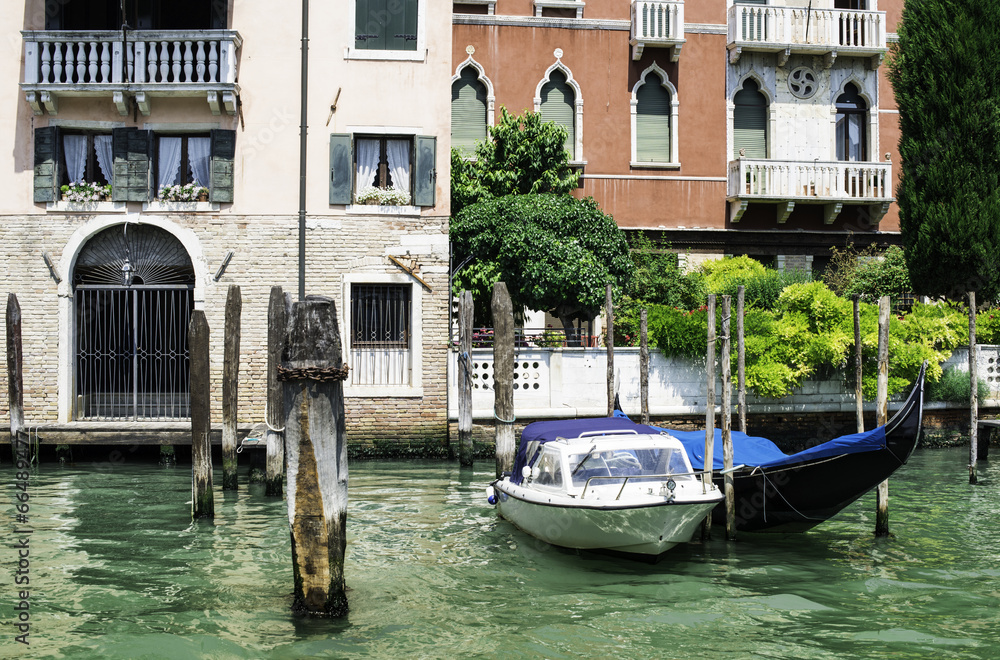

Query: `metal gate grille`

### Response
(350, 283, 411, 386)
(75, 286, 193, 420)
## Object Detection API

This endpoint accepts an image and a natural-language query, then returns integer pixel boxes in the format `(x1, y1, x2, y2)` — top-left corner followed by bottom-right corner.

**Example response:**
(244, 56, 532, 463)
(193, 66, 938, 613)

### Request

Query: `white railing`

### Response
(728, 159, 892, 201)
(22, 30, 241, 86)
(631, 0, 685, 44)
(728, 6, 885, 51)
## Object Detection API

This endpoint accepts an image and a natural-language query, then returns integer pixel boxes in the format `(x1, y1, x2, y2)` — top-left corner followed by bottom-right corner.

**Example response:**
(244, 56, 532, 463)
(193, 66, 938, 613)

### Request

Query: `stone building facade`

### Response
(451, 0, 903, 274)
(2, 0, 452, 447)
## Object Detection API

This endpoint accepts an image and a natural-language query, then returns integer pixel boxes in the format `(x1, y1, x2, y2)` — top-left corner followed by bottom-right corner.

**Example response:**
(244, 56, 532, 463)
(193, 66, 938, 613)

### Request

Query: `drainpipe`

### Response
(805, 0, 813, 44)
(298, 0, 309, 300)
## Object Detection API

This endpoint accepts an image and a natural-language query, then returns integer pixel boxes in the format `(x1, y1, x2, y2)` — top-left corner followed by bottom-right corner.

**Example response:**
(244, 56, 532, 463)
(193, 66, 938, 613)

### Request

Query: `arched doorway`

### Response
(73, 223, 195, 420)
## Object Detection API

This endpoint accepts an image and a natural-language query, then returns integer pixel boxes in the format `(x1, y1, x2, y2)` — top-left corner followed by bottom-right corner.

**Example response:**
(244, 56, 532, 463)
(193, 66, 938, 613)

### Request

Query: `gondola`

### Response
(636, 362, 926, 532)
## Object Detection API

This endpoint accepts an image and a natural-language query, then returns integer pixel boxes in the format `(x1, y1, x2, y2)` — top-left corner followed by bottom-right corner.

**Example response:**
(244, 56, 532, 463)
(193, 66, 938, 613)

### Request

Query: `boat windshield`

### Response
(533, 447, 565, 489)
(568, 447, 693, 488)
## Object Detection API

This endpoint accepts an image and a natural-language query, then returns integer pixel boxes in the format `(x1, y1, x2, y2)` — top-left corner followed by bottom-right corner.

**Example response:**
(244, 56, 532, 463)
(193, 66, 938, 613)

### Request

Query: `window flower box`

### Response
(158, 182, 209, 202)
(354, 186, 411, 206)
(61, 181, 111, 202)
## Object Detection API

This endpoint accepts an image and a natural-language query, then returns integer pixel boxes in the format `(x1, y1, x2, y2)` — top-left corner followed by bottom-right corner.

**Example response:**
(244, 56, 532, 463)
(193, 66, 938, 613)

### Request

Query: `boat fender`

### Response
(486, 485, 497, 505)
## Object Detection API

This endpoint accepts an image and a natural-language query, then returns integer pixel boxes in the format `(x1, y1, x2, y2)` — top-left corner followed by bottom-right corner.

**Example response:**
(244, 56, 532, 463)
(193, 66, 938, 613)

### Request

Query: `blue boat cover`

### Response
(510, 414, 888, 481)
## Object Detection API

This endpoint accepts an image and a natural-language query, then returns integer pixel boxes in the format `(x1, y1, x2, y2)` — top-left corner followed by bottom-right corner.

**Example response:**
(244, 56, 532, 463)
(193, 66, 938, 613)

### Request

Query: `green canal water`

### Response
(5, 447, 1000, 659)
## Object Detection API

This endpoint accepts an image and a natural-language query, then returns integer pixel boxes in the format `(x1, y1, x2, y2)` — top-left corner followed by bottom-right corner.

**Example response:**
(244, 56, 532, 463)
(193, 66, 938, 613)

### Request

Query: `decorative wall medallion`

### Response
(788, 66, 818, 99)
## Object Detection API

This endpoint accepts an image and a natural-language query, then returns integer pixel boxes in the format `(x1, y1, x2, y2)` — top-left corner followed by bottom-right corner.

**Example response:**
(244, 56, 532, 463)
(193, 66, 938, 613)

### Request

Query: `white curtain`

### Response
(94, 135, 113, 183)
(355, 139, 380, 191)
(188, 137, 211, 187)
(63, 135, 87, 182)
(386, 139, 410, 194)
(157, 137, 183, 188)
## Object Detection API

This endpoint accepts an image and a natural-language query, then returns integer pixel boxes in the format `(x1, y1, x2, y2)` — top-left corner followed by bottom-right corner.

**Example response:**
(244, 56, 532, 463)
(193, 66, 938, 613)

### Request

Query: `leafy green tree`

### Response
(823, 245, 912, 304)
(889, 0, 1000, 302)
(451, 107, 579, 215)
(626, 234, 705, 309)
(451, 194, 633, 337)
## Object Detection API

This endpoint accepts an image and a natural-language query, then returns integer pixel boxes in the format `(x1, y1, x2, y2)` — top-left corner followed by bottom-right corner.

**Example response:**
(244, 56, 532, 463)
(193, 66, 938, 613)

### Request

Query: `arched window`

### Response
(451, 67, 488, 155)
(835, 83, 868, 162)
(540, 70, 575, 157)
(635, 73, 672, 163)
(733, 79, 768, 159)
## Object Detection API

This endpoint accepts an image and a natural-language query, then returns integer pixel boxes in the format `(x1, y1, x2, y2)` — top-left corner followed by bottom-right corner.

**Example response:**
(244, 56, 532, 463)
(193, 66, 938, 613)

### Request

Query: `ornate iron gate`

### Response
(73, 224, 195, 420)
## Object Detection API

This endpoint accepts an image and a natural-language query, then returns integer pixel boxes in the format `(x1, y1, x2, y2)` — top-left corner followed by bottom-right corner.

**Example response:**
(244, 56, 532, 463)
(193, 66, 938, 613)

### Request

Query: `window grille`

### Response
(350, 284, 412, 386)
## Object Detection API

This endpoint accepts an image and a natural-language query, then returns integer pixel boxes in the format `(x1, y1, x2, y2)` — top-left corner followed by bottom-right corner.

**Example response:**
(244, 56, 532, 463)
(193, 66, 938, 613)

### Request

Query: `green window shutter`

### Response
(356, 0, 384, 50)
(210, 129, 236, 203)
(412, 136, 436, 207)
(356, 0, 415, 51)
(540, 72, 575, 158)
(734, 85, 768, 159)
(33, 126, 60, 203)
(451, 68, 487, 154)
(329, 134, 353, 205)
(635, 75, 671, 163)
(112, 127, 153, 202)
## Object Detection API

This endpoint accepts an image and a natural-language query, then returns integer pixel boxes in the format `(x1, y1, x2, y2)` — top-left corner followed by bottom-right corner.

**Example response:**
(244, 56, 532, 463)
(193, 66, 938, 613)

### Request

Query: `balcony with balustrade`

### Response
(21, 30, 242, 117)
(727, 158, 893, 225)
(727, 5, 886, 68)
(630, 0, 685, 61)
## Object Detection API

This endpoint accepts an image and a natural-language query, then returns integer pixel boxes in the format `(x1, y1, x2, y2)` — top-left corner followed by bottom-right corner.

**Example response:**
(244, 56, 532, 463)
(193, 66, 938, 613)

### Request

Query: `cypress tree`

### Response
(889, 0, 1000, 301)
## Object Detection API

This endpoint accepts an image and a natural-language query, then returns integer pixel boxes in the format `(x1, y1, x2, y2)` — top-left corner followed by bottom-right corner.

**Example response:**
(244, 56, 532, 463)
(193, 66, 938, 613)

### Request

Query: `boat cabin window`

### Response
(534, 447, 564, 488)
(569, 452, 613, 487)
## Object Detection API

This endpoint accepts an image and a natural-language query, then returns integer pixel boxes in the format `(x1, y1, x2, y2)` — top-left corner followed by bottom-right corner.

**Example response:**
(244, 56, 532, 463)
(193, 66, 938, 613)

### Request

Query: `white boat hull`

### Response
(495, 482, 720, 556)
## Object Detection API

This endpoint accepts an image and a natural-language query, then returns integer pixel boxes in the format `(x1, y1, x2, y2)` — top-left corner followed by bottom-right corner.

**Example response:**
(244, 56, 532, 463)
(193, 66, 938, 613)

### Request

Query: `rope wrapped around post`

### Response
(277, 364, 351, 382)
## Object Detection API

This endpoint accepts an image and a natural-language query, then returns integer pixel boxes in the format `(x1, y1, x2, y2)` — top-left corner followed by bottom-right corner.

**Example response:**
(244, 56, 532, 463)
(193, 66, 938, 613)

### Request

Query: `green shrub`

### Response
(927, 367, 990, 403)
(976, 309, 1000, 344)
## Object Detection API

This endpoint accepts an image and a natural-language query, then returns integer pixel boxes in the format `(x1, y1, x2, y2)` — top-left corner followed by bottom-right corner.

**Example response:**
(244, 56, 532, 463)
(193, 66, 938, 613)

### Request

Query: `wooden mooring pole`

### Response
(265, 287, 286, 495)
(281, 295, 349, 617)
(854, 295, 864, 433)
(458, 290, 474, 467)
(702, 294, 716, 540)
(493, 282, 515, 477)
(875, 296, 890, 537)
(606, 284, 615, 417)
(222, 285, 242, 490)
(736, 286, 746, 433)
(7, 294, 24, 449)
(640, 308, 649, 425)
(721, 296, 735, 540)
(969, 291, 978, 484)
(189, 310, 214, 519)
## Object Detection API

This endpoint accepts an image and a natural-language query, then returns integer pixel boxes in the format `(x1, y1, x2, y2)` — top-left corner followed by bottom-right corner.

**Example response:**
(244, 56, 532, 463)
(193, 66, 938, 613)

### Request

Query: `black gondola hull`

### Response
(712, 366, 925, 532)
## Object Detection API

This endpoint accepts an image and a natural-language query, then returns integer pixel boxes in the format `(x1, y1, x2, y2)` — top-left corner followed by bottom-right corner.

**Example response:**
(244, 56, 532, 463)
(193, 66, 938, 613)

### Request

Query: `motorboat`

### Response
(488, 417, 724, 557)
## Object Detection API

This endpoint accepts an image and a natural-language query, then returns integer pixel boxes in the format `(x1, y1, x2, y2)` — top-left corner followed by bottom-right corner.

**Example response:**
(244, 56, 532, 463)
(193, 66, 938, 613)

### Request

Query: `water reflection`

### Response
(6, 449, 1000, 658)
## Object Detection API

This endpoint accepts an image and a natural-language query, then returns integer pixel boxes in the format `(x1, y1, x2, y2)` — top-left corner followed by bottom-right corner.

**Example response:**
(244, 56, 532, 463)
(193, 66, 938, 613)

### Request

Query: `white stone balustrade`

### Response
(728, 159, 891, 202)
(21, 30, 242, 116)
(728, 5, 885, 64)
(630, 0, 685, 61)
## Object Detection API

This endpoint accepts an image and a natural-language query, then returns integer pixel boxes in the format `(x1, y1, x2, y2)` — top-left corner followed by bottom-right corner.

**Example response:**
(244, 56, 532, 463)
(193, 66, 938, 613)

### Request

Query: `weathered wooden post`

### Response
(493, 283, 515, 477)
(189, 310, 214, 519)
(222, 285, 242, 490)
(736, 286, 746, 434)
(969, 291, 978, 484)
(702, 294, 716, 539)
(458, 290, 474, 467)
(281, 295, 349, 617)
(606, 284, 616, 416)
(875, 296, 890, 536)
(640, 307, 649, 425)
(854, 294, 864, 433)
(721, 295, 735, 540)
(7, 294, 24, 449)
(266, 287, 286, 495)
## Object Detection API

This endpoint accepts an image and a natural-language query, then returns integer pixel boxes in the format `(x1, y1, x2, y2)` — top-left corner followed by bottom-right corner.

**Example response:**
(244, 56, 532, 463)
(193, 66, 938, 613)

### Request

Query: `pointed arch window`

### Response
(635, 72, 673, 164)
(733, 79, 768, 159)
(451, 67, 488, 155)
(835, 83, 868, 162)
(540, 70, 576, 158)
